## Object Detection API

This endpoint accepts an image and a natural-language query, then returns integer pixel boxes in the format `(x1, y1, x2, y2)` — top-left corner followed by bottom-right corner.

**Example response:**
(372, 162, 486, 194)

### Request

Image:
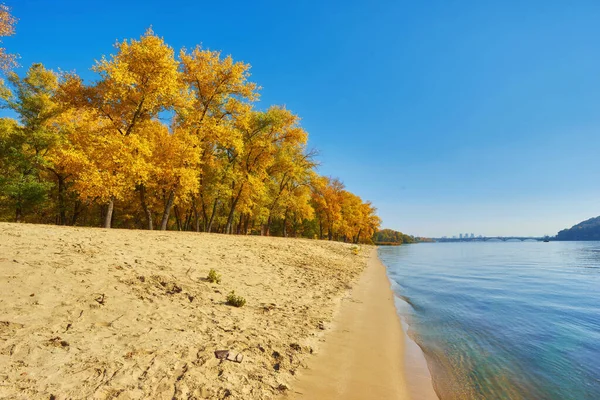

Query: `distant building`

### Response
(470, 233, 475, 239)
(459, 234, 463, 239)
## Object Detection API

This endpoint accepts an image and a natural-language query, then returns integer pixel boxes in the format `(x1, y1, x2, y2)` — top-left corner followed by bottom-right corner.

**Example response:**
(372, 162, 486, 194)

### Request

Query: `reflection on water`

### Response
(379, 242, 600, 400)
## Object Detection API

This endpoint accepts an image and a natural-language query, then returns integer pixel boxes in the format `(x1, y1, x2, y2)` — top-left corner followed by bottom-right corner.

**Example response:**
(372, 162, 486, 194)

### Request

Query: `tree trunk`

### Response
(355, 228, 362, 244)
(319, 220, 323, 240)
(206, 199, 218, 233)
(200, 193, 208, 231)
(139, 185, 153, 230)
(160, 190, 175, 231)
(15, 206, 22, 223)
(225, 187, 243, 234)
(57, 175, 67, 225)
(104, 198, 114, 228)
(244, 216, 250, 235)
(283, 213, 288, 238)
(71, 200, 83, 225)
(236, 213, 244, 234)
(174, 205, 182, 231)
(192, 201, 200, 232)
(225, 207, 235, 234)
(265, 215, 272, 236)
(184, 209, 192, 231)
(225, 213, 234, 234)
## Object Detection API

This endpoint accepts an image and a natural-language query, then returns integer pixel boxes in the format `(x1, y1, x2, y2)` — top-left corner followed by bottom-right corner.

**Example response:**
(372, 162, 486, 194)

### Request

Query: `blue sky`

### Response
(5, 0, 600, 237)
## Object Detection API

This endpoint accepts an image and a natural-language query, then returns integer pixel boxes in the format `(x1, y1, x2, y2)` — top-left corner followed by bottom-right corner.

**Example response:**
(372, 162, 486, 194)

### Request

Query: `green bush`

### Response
(207, 269, 221, 284)
(226, 291, 246, 307)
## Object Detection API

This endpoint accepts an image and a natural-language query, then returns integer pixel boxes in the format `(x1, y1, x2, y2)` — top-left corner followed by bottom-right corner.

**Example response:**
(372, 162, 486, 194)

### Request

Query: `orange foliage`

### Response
(0, 27, 381, 240)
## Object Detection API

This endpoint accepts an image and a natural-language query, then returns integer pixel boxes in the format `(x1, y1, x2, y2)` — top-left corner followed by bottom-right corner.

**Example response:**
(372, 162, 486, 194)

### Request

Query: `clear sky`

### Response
(5, 0, 600, 237)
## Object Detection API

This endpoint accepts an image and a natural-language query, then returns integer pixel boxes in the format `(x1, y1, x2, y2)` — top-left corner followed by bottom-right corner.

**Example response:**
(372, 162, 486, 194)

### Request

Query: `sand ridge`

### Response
(0, 223, 369, 399)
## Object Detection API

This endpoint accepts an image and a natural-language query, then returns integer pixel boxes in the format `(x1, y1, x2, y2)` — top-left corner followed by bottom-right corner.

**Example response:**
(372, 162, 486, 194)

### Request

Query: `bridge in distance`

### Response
(434, 236, 548, 242)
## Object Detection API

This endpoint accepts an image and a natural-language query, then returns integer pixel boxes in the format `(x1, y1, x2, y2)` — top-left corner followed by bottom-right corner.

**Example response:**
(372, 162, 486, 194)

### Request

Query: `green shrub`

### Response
(207, 269, 221, 284)
(226, 291, 246, 307)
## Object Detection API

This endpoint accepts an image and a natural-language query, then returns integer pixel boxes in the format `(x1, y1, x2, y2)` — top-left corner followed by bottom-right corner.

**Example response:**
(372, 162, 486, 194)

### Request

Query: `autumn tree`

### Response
(178, 46, 258, 232)
(338, 191, 381, 243)
(0, 4, 16, 71)
(355, 200, 381, 243)
(261, 138, 316, 236)
(140, 121, 200, 230)
(311, 176, 344, 240)
(0, 28, 383, 241)
(60, 29, 185, 228)
(219, 107, 309, 234)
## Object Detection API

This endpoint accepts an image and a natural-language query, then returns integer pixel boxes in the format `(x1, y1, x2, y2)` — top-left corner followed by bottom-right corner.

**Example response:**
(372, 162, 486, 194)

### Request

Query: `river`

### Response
(380, 241, 600, 400)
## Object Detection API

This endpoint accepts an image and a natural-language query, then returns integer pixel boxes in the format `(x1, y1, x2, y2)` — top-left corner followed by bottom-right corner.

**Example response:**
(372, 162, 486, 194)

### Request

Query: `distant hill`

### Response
(556, 216, 600, 241)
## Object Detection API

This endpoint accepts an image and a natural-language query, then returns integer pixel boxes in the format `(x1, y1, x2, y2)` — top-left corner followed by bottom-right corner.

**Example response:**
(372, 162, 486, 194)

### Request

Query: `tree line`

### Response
(372, 229, 416, 245)
(0, 10, 381, 243)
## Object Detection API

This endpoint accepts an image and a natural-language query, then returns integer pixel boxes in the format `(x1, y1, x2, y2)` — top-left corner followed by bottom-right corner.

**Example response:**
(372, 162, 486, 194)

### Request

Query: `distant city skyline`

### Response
(439, 233, 546, 240)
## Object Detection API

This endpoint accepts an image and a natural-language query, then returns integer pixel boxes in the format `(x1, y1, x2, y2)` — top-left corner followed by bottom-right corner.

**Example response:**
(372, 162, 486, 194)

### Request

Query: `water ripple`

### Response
(380, 241, 600, 400)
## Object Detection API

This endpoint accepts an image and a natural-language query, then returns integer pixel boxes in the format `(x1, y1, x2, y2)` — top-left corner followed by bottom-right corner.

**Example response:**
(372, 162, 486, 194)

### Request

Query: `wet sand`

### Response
(286, 250, 438, 400)
(397, 302, 439, 400)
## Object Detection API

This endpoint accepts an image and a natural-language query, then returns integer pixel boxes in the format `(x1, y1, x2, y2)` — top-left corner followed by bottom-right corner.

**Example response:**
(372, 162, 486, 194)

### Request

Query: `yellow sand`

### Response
(285, 250, 438, 400)
(286, 250, 409, 399)
(0, 223, 369, 399)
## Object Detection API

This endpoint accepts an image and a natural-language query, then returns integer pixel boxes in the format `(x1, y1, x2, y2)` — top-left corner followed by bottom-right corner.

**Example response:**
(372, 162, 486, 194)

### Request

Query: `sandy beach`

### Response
(0, 223, 435, 399)
(0, 223, 368, 399)
(285, 250, 409, 399)
(285, 250, 438, 400)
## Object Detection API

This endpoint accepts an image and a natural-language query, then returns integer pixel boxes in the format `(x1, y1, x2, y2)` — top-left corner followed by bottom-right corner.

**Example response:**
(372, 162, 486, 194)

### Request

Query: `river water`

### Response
(379, 241, 600, 400)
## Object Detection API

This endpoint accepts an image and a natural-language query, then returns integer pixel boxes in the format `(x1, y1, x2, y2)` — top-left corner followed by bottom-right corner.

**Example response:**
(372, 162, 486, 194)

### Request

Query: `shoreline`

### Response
(1, 222, 438, 399)
(286, 249, 438, 400)
(394, 293, 439, 400)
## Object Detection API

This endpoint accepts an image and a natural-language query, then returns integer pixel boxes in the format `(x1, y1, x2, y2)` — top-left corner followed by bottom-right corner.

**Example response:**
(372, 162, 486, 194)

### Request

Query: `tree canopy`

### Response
(0, 18, 381, 243)
(0, 4, 16, 71)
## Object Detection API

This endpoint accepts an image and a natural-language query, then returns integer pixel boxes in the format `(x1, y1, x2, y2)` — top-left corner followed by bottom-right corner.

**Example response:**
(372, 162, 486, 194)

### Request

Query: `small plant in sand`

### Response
(226, 291, 246, 307)
(351, 245, 360, 255)
(207, 268, 221, 284)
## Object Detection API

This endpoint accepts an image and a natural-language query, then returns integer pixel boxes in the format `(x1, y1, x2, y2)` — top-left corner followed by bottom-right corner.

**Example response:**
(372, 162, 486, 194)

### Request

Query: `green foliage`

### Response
(226, 291, 246, 307)
(0, 173, 50, 214)
(0, 64, 61, 222)
(207, 268, 221, 284)
(0, 119, 51, 222)
(372, 229, 416, 245)
(414, 237, 435, 243)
